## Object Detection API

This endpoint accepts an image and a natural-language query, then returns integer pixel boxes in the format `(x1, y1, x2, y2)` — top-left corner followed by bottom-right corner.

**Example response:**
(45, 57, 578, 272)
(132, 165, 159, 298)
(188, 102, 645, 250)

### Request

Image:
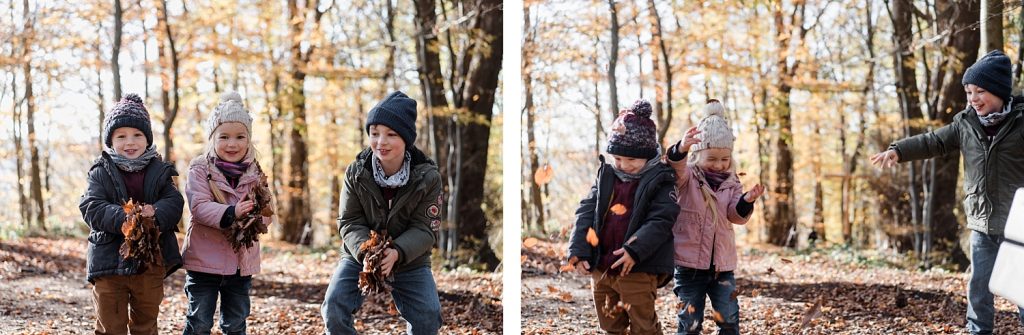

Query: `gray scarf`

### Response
(105, 145, 160, 172)
(978, 97, 1014, 127)
(610, 148, 663, 181)
(372, 151, 412, 188)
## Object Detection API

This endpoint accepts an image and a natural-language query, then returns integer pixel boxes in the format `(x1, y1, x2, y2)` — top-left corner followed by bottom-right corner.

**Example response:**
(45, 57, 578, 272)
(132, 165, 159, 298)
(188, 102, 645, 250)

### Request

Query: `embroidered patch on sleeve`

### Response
(427, 204, 441, 218)
(430, 219, 441, 232)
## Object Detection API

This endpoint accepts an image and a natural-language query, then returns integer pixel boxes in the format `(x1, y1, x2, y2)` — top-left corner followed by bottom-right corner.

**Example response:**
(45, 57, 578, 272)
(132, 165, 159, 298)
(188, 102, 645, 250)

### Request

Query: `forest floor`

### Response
(522, 239, 1024, 335)
(0, 236, 501, 335)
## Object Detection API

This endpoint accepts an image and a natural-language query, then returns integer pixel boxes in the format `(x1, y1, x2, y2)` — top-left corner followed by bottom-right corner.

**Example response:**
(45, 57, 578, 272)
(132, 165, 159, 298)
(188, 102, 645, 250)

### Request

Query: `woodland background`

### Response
(0, 0, 504, 333)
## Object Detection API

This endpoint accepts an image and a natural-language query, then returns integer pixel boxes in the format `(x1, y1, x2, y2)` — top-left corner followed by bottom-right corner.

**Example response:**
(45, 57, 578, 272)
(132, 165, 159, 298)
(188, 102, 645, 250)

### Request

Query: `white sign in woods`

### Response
(990, 188, 1024, 307)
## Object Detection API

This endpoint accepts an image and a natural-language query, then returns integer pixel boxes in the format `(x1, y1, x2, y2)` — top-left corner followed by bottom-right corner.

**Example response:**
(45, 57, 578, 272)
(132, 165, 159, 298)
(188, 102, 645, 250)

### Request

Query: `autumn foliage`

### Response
(223, 172, 274, 252)
(118, 200, 161, 270)
(358, 230, 395, 296)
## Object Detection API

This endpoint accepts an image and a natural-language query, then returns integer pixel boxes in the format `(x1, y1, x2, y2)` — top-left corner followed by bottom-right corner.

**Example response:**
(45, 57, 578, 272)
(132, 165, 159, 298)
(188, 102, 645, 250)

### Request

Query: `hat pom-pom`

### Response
(220, 91, 243, 104)
(704, 99, 725, 117)
(630, 99, 653, 118)
(123, 93, 143, 105)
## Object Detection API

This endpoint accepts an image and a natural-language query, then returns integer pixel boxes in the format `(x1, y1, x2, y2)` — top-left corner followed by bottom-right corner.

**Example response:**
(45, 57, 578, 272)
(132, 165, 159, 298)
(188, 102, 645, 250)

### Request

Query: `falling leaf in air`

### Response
(610, 203, 627, 215)
(586, 228, 599, 247)
(534, 165, 554, 186)
(799, 297, 823, 329)
(712, 310, 725, 323)
(780, 258, 793, 264)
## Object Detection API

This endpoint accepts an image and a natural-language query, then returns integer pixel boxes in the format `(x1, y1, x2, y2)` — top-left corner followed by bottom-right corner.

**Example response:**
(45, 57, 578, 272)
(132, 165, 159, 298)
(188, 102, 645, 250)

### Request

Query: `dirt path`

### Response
(0, 237, 501, 335)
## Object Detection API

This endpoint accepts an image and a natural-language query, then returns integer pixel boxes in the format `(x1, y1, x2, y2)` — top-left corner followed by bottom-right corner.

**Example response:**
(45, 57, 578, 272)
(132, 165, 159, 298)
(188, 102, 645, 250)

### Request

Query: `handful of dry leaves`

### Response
(223, 173, 273, 252)
(119, 200, 161, 271)
(358, 230, 395, 295)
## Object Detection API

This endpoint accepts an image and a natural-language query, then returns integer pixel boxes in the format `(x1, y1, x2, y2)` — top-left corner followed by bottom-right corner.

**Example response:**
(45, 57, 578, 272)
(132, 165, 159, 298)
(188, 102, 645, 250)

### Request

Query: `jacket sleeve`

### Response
(153, 168, 184, 233)
(622, 182, 679, 263)
(667, 154, 692, 190)
(391, 173, 442, 266)
(79, 166, 126, 235)
(186, 165, 231, 229)
(340, 176, 372, 261)
(891, 122, 961, 162)
(567, 177, 600, 263)
(726, 184, 751, 224)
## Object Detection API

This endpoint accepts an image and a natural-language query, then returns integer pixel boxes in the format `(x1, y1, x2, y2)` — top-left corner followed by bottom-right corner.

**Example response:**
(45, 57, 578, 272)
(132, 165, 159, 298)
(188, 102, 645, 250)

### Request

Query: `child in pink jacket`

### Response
(667, 100, 764, 335)
(183, 92, 272, 335)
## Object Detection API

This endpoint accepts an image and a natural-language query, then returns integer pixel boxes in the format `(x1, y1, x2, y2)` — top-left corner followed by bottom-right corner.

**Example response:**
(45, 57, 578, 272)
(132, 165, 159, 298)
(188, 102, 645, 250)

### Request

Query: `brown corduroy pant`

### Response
(91, 263, 165, 335)
(591, 270, 664, 335)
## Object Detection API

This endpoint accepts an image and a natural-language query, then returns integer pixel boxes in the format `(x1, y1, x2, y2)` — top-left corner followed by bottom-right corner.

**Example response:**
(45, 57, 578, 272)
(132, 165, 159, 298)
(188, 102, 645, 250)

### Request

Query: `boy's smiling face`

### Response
(110, 127, 147, 159)
(611, 154, 645, 175)
(965, 84, 1004, 116)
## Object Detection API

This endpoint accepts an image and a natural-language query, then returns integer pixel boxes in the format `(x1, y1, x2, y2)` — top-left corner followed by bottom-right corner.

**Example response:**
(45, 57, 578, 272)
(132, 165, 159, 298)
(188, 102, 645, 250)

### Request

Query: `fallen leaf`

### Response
(523, 237, 539, 249)
(712, 310, 725, 323)
(799, 297, 823, 329)
(780, 258, 793, 264)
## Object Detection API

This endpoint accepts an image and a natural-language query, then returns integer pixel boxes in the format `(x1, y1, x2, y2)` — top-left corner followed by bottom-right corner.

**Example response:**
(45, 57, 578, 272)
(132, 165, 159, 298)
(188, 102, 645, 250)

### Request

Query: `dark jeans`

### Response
(321, 257, 442, 335)
(673, 266, 739, 335)
(967, 230, 1024, 334)
(182, 270, 253, 335)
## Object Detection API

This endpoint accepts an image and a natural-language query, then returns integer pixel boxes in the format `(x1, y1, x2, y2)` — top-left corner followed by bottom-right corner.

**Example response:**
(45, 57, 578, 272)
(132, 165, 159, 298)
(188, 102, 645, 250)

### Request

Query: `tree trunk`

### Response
(981, 0, 1003, 54)
(413, 0, 452, 256)
(765, 3, 799, 247)
(11, 69, 28, 225)
(647, 0, 673, 144)
(157, 0, 179, 164)
(523, 4, 545, 235)
(94, 24, 106, 152)
(455, 0, 502, 269)
(927, 0, 977, 270)
(606, 0, 620, 119)
(22, 0, 44, 230)
(112, 0, 123, 101)
(887, 0, 925, 253)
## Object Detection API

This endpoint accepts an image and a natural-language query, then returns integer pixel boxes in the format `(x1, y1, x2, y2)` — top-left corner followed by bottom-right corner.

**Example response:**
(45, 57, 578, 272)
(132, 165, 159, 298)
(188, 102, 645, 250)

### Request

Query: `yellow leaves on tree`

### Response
(223, 172, 274, 252)
(118, 200, 161, 271)
(586, 227, 599, 247)
(358, 230, 394, 296)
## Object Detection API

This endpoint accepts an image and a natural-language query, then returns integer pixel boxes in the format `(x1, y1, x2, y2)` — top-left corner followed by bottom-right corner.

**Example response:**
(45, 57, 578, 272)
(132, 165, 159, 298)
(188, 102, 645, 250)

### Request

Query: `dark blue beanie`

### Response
(103, 93, 153, 148)
(962, 50, 1013, 102)
(366, 91, 417, 146)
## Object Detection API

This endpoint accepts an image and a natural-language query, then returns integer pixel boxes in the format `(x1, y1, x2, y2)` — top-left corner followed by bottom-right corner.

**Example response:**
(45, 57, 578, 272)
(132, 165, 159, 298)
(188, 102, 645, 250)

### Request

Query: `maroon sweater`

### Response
(121, 168, 147, 203)
(597, 177, 639, 274)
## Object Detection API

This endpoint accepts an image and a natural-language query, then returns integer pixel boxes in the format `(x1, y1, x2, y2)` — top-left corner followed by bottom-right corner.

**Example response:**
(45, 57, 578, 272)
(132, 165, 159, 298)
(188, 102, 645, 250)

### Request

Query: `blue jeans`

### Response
(321, 257, 442, 335)
(966, 231, 1024, 334)
(673, 267, 739, 335)
(182, 270, 253, 335)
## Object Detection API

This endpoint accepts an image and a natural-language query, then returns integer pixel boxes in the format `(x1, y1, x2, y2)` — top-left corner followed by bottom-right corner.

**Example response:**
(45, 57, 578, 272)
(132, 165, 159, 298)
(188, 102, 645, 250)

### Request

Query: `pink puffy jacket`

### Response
(669, 158, 749, 272)
(183, 155, 272, 276)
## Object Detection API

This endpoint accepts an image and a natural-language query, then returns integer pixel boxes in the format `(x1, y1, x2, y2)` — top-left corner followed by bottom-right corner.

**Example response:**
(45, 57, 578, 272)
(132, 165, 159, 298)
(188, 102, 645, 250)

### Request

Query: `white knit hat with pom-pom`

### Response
(205, 92, 253, 138)
(691, 99, 735, 151)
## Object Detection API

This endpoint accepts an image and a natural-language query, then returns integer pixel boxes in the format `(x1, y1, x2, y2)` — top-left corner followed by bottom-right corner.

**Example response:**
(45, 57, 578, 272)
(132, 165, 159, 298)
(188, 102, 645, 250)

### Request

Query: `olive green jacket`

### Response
(892, 99, 1024, 234)
(338, 147, 443, 273)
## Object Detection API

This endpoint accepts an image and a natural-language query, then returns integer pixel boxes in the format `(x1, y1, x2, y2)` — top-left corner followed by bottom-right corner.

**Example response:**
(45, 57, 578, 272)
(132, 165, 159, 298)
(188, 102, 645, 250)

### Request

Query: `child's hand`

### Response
(140, 205, 156, 218)
(869, 149, 899, 169)
(575, 260, 591, 275)
(744, 184, 765, 202)
(610, 248, 636, 276)
(680, 127, 701, 153)
(380, 248, 399, 276)
(234, 200, 255, 217)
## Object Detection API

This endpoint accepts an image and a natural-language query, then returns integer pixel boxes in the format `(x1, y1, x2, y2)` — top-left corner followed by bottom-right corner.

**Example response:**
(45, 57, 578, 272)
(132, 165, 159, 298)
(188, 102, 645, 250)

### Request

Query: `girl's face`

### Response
(369, 124, 406, 165)
(611, 154, 646, 175)
(965, 84, 1004, 116)
(214, 122, 250, 163)
(110, 127, 147, 159)
(698, 148, 732, 173)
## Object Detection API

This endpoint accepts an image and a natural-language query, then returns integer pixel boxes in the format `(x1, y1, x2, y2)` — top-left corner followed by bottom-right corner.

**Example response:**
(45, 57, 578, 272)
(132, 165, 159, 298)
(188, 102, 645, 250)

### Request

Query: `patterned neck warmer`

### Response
(611, 147, 663, 182)
(372, 151, 412, 188)
(105, 145, 159, 172)
(978, 97, 1014, 127)
(215, 159, 250, 182)
(702, 169, 731, 191)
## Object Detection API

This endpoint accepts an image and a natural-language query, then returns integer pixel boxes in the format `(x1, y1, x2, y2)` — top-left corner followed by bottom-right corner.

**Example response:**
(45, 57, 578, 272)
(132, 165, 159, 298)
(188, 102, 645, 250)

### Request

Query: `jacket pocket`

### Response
(672, 210, 703, 263)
